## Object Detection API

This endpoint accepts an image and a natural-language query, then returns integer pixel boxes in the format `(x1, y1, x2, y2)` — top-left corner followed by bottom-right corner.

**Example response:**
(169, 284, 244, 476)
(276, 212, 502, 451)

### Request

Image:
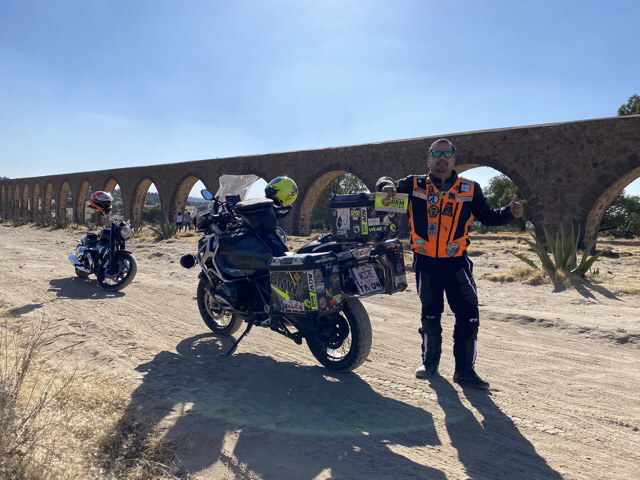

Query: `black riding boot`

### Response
(415, 327, 442, 378)
(453, 338, 490, 389)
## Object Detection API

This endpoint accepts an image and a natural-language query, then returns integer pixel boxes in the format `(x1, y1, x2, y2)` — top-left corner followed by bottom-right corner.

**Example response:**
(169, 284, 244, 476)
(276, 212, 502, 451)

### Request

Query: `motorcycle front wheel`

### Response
(306, 297, 372, 372)
(96, 252, 137, 291)
(197, 279, 243, 335)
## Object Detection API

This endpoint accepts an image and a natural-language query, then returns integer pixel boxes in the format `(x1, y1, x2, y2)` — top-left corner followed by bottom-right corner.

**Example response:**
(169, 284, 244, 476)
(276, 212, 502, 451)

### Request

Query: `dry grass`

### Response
(0, 311, 190, 479)
(483, 265, 549, 285)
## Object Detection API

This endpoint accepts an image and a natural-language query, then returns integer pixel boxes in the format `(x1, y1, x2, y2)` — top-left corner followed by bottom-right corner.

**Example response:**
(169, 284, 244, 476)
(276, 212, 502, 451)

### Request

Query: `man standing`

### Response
(184, 210, 192, 231)
(176, 212, 183, 232)
(378, 138, 523, 389)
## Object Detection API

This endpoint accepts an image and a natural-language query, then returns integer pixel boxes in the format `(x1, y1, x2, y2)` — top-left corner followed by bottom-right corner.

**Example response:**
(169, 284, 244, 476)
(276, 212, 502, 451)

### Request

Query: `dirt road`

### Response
(1, 224, 639, 479)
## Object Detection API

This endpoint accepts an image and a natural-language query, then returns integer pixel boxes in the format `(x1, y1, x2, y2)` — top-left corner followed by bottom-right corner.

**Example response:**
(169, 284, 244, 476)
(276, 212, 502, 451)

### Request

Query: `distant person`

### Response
(378, 138, 523, 389)
(176, 212, 183, 232)
(184, 210, 192, 231)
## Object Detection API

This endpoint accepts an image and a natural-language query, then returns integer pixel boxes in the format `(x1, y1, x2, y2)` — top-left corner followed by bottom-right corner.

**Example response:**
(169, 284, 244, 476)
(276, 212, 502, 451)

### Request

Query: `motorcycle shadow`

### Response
(48, 277, 125, 299)
(109, 333, 446, 479)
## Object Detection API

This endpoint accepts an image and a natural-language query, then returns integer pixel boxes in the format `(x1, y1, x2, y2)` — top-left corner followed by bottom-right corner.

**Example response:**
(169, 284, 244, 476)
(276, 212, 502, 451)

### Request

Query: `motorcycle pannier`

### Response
(269, 252, 343, 317)
(330, 193, 399, 242)
(375, 239, 409, 295)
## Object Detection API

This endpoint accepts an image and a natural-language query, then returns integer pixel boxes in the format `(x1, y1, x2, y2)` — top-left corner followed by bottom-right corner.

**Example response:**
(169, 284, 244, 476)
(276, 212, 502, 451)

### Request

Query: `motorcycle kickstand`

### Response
(222, 319, 254, 356)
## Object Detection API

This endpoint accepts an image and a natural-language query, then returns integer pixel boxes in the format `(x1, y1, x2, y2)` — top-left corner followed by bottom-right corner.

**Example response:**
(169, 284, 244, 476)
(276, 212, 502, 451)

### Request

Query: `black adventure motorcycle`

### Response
(69, 214, 137, 291)
(180, 175, 407, 372)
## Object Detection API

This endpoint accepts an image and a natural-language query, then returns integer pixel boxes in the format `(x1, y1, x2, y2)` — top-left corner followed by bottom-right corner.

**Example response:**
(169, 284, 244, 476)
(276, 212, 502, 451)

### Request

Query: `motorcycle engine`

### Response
(214, 282, 239, 308)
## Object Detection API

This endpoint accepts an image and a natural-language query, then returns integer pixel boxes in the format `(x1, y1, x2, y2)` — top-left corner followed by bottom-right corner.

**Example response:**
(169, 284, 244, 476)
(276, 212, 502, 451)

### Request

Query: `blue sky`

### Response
(1, 0, 639, 196)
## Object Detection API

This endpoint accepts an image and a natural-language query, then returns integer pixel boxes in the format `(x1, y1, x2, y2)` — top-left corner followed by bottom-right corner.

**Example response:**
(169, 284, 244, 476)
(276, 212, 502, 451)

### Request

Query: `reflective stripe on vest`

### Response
(408, 176, 475, 257)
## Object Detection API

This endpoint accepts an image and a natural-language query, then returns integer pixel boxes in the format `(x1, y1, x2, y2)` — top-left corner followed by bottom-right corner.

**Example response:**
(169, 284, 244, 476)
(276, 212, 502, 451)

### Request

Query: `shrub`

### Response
(150, 221, 177, 241)
(0, 316, 74, 479)
(11, 217, 29, 227)
(52, 216, 72, 230)
(513, 225, 603, 276)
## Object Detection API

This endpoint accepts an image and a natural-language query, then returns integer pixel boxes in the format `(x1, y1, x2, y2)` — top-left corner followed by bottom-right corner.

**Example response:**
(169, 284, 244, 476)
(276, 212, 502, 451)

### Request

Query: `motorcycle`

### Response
(180, 175, 407, 372)
(69, 213, 137, 291)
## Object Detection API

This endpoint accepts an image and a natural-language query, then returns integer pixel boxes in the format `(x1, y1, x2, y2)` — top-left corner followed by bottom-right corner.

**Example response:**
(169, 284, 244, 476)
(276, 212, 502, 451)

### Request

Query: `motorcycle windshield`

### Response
(215, 174, 268, 202)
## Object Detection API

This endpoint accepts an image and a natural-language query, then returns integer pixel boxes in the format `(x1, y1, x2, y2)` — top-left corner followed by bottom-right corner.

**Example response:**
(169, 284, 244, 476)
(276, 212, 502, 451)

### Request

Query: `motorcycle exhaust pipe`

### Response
(69, 253, 91, 273)
(213, 294, 234, 310)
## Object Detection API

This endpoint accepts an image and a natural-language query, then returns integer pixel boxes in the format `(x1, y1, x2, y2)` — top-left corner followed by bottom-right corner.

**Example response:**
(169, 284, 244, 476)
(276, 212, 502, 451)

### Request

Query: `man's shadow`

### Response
(428, 376, 562, 479)
(109, 333, 447, 479)
(48, 277, 125, 299)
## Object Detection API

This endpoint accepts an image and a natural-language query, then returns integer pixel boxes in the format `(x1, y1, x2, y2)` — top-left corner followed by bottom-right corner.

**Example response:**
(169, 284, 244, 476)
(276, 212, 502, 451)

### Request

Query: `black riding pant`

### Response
(413, 253, 479, 371)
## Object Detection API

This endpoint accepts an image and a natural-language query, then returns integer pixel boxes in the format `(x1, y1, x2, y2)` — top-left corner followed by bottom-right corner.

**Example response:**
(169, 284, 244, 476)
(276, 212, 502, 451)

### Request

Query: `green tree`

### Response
(142, 206, 164, 224)
(145, 191, 161, 205)
(618, 94, 640, 116)
(311, 174, 369, 229)
(483, 175, 529, 231)
(600, 191, 640, 237)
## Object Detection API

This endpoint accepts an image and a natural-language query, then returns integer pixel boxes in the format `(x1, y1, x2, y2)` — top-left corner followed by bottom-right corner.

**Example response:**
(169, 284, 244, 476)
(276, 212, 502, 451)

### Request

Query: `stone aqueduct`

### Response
(1, 115, 640, 243)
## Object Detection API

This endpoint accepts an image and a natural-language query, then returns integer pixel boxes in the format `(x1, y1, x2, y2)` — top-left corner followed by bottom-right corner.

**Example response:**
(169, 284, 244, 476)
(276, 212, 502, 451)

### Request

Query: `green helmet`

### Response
(265, 176, 298, 207)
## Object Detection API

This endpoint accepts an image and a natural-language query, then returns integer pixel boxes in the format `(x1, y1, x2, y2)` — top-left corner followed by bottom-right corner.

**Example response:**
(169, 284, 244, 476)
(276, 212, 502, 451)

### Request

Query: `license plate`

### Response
(350, 264, 383, 296)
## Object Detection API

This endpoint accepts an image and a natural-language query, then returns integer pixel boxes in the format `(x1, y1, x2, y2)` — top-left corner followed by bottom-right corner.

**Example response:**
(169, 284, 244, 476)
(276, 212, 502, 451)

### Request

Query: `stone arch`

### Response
(296, 169, 366, 236)
(170, 174, 210, 221)
(44, 182, 55, 217)
(103, 178, 119, 192)
(584, 166, 640, 244)
(102, 178, 126, 222)
(13, 184, 21, 219)
(22, 183, 30, 218)
(58, 182, 72, 220)
(132, 177, 159, 225)
(75, 179, 92, 224)
(32, 183, 42, 218)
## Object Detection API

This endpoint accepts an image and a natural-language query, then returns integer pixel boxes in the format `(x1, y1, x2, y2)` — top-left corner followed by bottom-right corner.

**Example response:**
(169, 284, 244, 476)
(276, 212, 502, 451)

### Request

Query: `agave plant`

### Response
(132, 224, 145, 238)
(52, 216, 72, 230)
(513, 225, 603, 276)
(150, 221, 177, 241)
(11, 217, 29, 227)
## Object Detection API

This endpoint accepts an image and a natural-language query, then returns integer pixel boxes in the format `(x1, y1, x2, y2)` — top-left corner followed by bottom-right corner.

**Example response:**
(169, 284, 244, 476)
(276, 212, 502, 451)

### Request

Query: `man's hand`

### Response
(509, 195, 524, 218)
(382, 185, 397, 198)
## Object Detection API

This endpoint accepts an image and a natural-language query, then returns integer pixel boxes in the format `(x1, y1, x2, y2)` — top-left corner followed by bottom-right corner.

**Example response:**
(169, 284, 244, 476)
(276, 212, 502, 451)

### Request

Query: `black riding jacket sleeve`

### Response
(376, 174, 515, 227)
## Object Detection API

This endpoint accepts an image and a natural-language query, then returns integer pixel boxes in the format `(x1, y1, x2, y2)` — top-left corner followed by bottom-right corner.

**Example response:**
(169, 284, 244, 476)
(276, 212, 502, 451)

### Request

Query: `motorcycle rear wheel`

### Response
(96, 252, 137, 291)
(197, 279, 243, 335)
(306, 297, 372, 372)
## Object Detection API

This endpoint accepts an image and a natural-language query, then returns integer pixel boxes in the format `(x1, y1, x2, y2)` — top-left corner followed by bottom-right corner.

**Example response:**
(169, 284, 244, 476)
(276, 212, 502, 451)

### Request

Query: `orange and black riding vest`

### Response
(408, 175, 475, 258)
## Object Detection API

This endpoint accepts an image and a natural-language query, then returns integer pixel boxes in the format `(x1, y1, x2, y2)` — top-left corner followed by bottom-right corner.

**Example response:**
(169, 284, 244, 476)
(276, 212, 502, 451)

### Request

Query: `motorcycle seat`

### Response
(235, 198, 274, 211)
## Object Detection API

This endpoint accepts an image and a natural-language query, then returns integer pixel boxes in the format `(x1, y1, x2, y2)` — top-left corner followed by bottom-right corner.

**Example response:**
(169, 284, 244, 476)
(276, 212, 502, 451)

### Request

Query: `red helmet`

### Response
(89, 191, 114, 214)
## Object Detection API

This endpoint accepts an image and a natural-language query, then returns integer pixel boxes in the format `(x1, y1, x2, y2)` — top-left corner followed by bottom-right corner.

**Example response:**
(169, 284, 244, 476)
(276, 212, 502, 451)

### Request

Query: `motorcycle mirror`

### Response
(201, 189, 214, 201)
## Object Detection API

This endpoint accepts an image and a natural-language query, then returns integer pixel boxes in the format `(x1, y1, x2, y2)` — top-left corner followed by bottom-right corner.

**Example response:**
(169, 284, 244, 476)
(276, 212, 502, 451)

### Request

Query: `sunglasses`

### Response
(430, 150, 455, 158)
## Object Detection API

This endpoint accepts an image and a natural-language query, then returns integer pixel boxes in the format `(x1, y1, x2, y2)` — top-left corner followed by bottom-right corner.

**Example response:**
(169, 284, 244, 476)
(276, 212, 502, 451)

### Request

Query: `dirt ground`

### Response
(1, 223, 639, 480)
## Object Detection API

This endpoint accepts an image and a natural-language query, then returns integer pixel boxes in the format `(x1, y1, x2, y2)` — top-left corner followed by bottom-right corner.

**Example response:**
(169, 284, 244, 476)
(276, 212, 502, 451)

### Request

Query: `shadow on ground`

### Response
(428, 376, 563, 479)
(107, 334, 446, 479)
(48, 277, 125, 299)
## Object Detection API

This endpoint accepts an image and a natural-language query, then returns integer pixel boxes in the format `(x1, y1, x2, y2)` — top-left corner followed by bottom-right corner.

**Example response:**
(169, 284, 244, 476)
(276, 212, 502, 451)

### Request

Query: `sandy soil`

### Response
(1, 224, 639, 480)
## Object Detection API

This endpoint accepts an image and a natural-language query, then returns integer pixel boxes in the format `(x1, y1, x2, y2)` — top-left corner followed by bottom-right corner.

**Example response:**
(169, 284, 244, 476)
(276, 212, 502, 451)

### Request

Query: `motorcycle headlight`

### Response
(120, 224, 132, 240)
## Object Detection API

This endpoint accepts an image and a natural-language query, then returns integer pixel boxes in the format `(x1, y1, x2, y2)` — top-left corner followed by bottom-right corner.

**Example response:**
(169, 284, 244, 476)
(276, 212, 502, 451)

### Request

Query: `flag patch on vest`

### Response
(442, 203, 454, 216)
